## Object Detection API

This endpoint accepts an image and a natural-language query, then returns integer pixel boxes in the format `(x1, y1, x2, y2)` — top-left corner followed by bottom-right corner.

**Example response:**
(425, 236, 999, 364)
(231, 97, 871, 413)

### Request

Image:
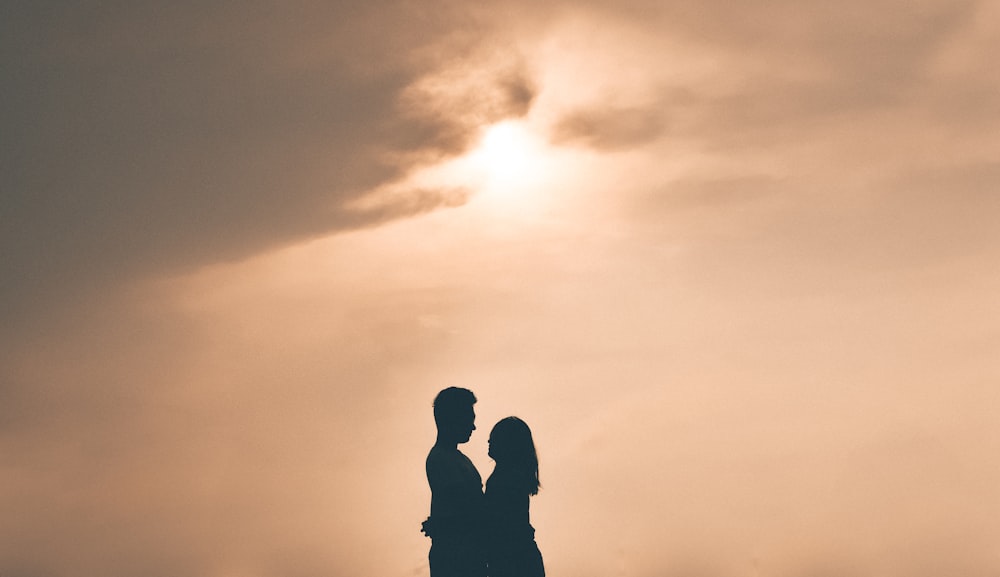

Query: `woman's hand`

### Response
(420, 516, 435, 538)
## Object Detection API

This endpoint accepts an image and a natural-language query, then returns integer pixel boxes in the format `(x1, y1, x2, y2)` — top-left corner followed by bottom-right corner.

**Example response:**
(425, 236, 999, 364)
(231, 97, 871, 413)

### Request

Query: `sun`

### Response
(377, 118, 580, 220)
(477, 122, 532, 175)
(468, 120, 547, 190)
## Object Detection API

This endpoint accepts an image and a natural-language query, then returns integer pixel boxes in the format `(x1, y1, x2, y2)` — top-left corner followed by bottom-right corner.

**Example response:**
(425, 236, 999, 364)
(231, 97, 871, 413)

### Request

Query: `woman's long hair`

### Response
(490, 416, 540, 495)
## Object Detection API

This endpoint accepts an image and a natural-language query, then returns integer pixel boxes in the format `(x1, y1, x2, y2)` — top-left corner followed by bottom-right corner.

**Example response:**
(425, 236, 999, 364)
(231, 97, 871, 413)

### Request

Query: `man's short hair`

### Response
(433, 387, 477, 428)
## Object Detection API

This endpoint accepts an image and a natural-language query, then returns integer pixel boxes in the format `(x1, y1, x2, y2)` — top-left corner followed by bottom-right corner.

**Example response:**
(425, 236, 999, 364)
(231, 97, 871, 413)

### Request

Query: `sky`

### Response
(2, 1, 1000, 576)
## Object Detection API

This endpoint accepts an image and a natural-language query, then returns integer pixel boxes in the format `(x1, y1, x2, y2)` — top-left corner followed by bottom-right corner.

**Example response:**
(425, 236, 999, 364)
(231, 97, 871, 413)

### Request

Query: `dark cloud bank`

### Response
(1, 0, 534, 330)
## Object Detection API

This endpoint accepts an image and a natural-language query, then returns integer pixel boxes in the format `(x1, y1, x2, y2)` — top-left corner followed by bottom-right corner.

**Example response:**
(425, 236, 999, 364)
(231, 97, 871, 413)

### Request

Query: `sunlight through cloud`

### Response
(380, 118, 587, 224)
(476, 122, 535, 181)
(468, 120, 551, 192)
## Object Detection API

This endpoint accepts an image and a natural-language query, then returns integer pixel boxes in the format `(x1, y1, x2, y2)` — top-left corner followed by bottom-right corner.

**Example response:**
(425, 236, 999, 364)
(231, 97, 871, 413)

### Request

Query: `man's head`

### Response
(433, 387, 477, 444)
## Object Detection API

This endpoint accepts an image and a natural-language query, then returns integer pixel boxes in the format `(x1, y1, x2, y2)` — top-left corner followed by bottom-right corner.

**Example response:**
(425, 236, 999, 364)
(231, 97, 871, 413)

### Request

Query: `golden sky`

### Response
(3, 1, 1000, 576)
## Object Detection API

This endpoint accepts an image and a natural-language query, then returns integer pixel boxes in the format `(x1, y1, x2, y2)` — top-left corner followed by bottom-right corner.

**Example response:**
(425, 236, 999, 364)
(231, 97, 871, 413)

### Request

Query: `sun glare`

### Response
(466, 120, 560, 193)
(457, 120, 578, 220)
(477, 122, 533, 179)
(386, 118, 585, 221)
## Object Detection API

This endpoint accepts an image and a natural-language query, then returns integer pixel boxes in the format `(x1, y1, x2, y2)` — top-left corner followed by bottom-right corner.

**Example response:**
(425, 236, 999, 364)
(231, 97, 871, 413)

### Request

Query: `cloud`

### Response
(393, 51, 537, 160)
(0, 1, 536, 327)
(346, 186, 472, 225)
(551, 106, 666, 150)
(536, 0, 984, 155)
(535, 0, 999, 274)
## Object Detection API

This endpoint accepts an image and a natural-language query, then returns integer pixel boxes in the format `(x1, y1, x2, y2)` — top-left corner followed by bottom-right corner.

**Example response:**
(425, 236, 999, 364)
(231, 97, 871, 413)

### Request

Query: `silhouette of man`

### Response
(422, 387, 487, 577)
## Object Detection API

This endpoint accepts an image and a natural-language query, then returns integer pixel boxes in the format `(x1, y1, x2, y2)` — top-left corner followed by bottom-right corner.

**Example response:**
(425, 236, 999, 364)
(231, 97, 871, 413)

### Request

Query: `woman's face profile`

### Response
(487, 427, 509, 461)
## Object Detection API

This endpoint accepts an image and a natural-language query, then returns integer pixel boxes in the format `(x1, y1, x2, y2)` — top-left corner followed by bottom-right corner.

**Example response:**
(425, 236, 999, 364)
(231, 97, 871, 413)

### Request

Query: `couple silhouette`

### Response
(422, 387, 545, 577)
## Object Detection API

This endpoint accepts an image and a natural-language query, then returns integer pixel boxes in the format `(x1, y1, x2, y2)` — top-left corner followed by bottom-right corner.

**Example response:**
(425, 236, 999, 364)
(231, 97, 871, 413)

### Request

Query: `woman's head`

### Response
(488, 416, 540, 495)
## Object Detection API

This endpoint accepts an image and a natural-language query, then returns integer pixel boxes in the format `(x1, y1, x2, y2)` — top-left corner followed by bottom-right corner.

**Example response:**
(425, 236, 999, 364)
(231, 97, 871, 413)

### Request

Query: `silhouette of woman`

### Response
(485, 417, 545, 577)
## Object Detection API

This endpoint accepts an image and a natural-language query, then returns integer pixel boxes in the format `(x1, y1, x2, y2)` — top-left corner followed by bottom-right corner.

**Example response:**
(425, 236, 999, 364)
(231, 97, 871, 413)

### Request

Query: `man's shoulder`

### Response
(426, 446, 453, 477)
(426, 445, 455, 466)
(427, 445, 471, 472)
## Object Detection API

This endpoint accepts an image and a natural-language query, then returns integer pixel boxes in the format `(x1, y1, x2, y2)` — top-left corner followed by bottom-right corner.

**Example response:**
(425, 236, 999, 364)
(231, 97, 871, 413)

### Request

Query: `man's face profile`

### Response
(456, 407, 476, 444)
